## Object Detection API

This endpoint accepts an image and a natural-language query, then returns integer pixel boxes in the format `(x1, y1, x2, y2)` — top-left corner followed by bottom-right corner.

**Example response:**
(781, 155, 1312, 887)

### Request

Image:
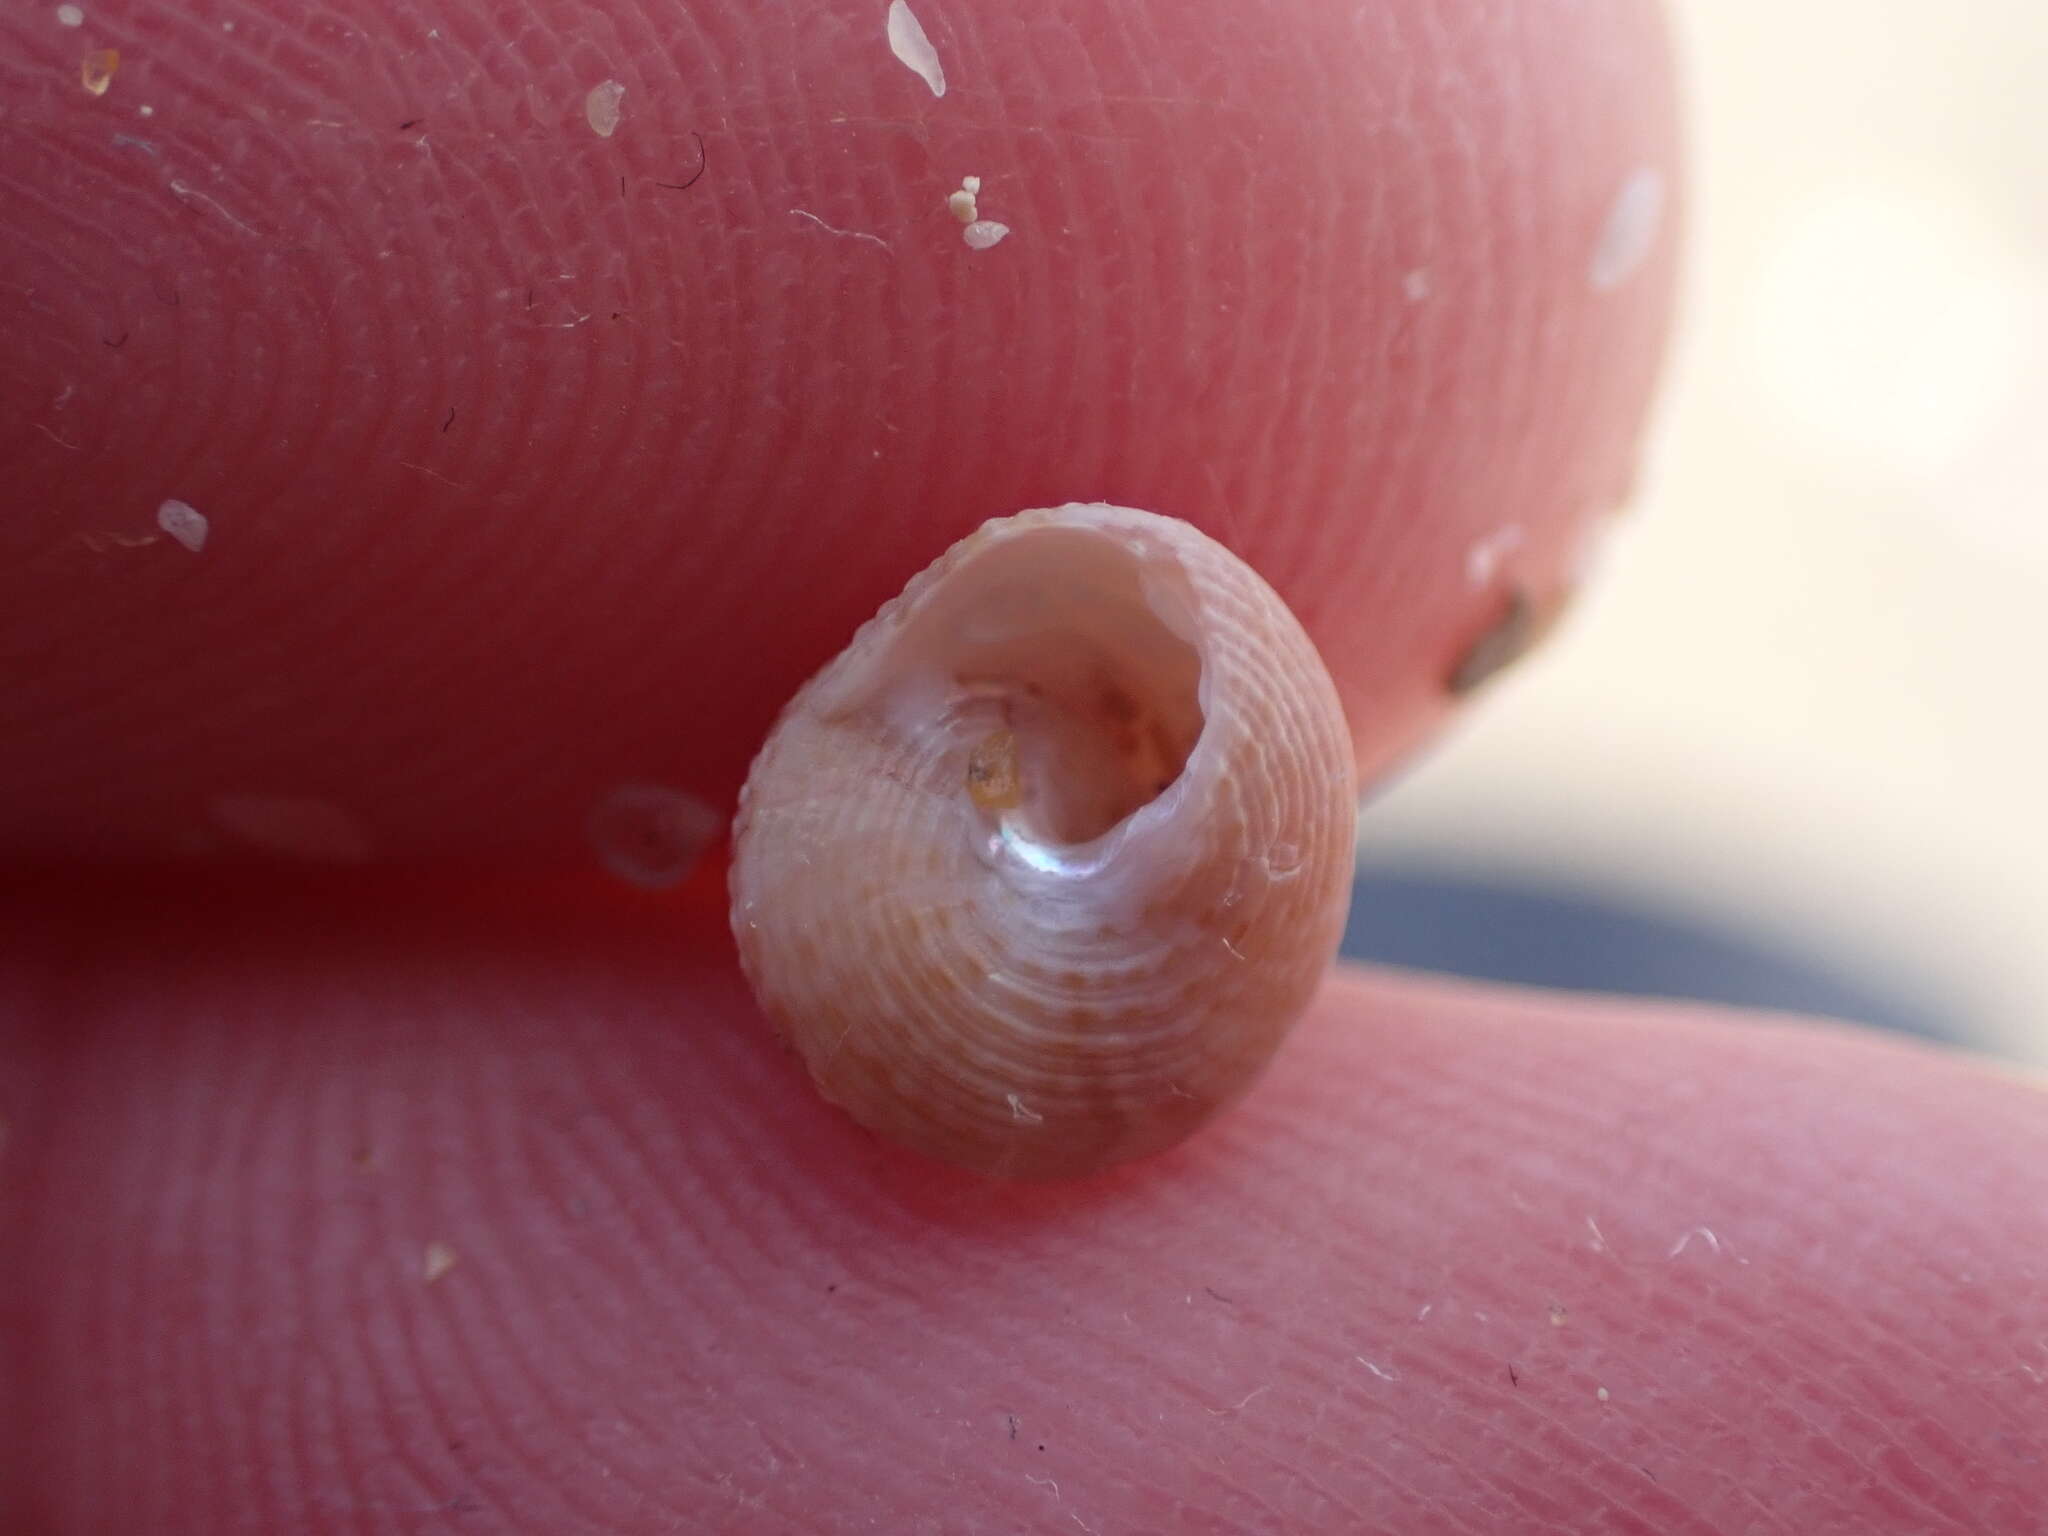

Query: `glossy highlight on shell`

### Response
(730, 504, 1357, 1179)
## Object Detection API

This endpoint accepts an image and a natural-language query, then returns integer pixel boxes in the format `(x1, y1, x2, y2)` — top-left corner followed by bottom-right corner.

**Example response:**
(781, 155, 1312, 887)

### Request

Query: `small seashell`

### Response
(730, 504, 1357, 1179)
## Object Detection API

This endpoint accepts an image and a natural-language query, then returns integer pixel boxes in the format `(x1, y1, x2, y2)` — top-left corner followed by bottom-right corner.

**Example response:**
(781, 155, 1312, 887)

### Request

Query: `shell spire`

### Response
(731, 504, 1357, 1178)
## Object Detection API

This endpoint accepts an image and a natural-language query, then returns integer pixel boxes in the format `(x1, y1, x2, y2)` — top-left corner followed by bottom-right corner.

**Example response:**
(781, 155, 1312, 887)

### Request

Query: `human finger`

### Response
(0, 0, 1676, 862)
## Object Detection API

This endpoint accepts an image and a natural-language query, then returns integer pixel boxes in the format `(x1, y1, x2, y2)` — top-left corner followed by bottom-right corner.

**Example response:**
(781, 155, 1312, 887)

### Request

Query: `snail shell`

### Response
(730, 504, 1357, 1179)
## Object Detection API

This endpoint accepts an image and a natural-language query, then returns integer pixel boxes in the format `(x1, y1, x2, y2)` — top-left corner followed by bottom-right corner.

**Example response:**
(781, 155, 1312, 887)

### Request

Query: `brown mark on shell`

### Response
(965, 730, 1024, 812)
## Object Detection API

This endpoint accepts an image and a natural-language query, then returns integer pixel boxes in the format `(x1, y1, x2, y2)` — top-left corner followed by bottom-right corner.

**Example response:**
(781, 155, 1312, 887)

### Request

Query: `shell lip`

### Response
(832, 509, 1220, 884)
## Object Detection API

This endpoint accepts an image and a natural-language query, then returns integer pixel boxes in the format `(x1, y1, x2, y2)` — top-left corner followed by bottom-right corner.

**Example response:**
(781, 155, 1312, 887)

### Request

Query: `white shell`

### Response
(731, 504, 1357, 1178)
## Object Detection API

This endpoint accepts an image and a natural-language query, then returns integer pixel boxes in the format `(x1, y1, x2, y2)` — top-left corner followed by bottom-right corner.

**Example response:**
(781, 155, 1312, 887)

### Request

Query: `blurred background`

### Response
(1340, 0, 2048, 1064)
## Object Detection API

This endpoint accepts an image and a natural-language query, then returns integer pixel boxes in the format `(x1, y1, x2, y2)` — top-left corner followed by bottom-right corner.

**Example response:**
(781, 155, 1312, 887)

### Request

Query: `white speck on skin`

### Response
(138, 103, 153, 116)
(1416, 1304, 1433, 1321)
(887, 1, 946, 97)
(1586, 1215, 1609, 1252)
(587, 782, 722, 889)
(790, 208, 892, 252)
(56, 5, 85, 27)
(1403, 268, 1431, 302)
(1597, 1386, 1611, 1403)
(168, 179, 258, 237)
(1669, 1226, 1724, 1259)
(585, 79, 625, 138)
(1205, 1385, 1272, 1417)
(156, 498, 208, 552)
(1465, 524, 1525, 587)
(1549, 1303, 1568, 1328)
(423, 1241, 459, 1284)
(1355, 1357, 1399, 1382)
(1026, 1475, 1060, 1499)
(77, 530, 160, 553)
(962, 219, 1010, 251)
(211, 794, 376, 864)
(1006, 1093, 1044, 1124)
(1589, 167, 1665, 291)
(949, 173, 985, 223)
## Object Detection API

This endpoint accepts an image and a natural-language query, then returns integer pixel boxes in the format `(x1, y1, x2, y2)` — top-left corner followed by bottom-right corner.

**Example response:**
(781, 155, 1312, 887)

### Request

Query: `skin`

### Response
(3, 1, 2045, 1532)
(2, 0, 1669, 858)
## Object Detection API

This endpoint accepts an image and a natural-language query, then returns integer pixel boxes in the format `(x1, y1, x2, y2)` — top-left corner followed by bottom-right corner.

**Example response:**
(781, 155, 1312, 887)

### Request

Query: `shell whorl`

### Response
(730, 504, 1357, 1179)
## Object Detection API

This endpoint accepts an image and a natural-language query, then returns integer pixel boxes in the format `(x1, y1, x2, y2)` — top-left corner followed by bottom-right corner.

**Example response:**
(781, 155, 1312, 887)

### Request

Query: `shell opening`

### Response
(881, 526, 1207, 870)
